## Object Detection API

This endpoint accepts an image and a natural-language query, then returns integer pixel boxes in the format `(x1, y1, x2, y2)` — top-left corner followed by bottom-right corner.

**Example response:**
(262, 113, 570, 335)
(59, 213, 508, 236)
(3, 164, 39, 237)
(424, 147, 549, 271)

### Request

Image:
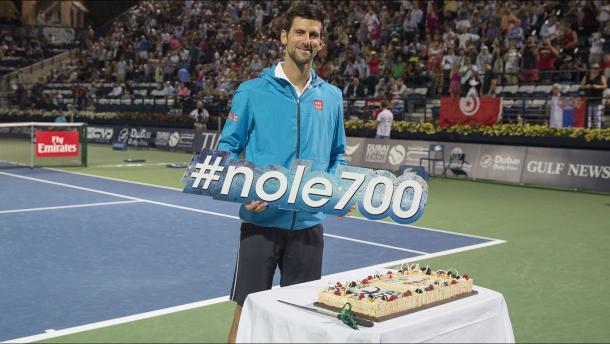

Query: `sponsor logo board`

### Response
(472, 146, 527, 182)
(35, 131, 79, 157)
(522, 147, 610, 192)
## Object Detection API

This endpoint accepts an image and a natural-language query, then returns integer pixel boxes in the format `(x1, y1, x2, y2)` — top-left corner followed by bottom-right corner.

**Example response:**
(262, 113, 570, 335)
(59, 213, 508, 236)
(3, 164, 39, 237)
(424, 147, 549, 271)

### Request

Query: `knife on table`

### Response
(277, 300, 374, 328)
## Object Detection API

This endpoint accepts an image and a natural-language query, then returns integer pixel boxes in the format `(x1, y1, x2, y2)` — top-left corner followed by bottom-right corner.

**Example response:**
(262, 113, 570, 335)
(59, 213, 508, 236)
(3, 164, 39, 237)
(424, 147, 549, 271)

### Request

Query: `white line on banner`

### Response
(0, 200, 142, 214)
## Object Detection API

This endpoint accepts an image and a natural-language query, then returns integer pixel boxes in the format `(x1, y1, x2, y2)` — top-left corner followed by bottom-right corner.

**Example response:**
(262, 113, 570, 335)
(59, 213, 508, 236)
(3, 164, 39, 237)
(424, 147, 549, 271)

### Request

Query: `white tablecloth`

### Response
(236, 271, 515, 343)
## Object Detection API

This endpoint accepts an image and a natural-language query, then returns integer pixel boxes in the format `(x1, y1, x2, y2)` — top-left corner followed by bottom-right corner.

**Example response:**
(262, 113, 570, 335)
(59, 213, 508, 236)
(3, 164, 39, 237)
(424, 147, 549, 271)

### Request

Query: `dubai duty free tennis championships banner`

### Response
(182, 149, 429, 224)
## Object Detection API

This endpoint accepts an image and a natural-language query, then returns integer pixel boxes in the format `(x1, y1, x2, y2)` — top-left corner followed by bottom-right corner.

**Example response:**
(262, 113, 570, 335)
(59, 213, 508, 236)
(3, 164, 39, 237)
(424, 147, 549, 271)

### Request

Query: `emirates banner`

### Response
(439, 94, 503, 127)
(35, 131, 80, 158)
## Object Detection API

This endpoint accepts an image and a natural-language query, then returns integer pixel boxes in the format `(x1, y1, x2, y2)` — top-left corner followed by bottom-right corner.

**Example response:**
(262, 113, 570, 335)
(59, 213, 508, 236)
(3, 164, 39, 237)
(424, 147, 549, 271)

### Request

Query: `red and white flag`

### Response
(439, 92, 503, 127)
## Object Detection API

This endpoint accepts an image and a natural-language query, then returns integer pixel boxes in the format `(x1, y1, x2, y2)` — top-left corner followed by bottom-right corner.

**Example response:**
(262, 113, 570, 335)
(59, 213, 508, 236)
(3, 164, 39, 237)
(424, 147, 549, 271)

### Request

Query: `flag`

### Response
(561, 96, 586, 128)
(439, 93, 503, 127)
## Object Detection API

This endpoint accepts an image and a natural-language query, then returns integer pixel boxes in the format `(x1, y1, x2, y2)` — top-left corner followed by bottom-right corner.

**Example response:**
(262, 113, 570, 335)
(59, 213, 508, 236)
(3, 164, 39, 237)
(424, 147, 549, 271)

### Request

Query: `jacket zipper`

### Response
(290, 96, 301, 230)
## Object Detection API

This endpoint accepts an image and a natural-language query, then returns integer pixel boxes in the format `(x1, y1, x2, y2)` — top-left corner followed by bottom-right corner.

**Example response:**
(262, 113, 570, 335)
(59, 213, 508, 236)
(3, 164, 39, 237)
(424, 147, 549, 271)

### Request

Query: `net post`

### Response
(82, 123, 88, 167)
(30, 123, 34, 168)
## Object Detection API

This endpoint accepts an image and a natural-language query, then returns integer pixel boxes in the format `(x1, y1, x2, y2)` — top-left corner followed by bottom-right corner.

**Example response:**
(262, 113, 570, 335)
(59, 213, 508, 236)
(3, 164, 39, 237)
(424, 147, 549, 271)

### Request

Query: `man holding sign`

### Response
(218, 4, 346, 342)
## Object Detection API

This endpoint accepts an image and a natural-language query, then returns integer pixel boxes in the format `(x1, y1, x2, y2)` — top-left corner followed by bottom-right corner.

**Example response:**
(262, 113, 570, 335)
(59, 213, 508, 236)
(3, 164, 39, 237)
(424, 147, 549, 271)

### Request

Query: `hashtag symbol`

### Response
(190, 155, 225, 189)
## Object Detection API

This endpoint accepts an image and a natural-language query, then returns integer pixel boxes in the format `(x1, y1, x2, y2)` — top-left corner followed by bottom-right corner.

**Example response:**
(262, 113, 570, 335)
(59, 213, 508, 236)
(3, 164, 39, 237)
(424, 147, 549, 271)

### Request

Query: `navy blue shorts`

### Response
(230, 222, 324, 305)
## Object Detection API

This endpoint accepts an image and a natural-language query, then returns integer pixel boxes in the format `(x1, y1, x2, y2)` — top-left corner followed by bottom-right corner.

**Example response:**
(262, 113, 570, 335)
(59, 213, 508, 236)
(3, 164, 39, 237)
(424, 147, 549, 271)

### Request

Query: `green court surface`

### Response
(32, 145, 610, 343)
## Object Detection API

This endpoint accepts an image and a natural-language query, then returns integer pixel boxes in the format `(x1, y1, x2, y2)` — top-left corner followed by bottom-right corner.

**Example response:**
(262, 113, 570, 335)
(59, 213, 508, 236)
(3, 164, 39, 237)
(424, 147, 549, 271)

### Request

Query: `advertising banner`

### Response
(87, 126, 115, 144)
(439, 95, 502, 127)
(86, 125, 220, 153)
(522, 148, 610, 192)
(472, 145, 526, 183)
(35, 131, 79, 158)
(154, 129, 197, 151)
(192, 130, 220, 152)
(344, 137, 366, 166)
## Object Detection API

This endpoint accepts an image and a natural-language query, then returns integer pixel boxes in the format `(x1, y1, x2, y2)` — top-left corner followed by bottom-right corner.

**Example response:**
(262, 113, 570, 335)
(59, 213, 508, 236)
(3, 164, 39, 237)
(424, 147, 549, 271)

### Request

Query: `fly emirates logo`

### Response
(35, 131, 79, 157)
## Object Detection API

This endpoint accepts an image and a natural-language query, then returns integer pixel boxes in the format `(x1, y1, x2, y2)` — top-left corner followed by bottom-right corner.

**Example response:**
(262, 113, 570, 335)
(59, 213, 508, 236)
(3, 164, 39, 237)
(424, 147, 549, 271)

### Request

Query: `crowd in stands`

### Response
(0, 24, 83, 76)
(7, 0, 610, 124)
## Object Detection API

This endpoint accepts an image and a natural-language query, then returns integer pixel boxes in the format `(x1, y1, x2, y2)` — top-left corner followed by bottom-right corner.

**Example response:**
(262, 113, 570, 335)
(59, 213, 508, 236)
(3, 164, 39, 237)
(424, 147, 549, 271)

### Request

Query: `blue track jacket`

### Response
(218, 66, 347, 230)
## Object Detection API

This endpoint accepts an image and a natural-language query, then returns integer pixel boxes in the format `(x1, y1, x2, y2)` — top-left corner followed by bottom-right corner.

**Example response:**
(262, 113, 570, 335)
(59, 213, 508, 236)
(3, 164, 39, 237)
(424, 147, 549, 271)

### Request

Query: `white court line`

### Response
(95, 162, 179, 168)
(4, 239, 506, 343)
(45, 167, 183, 191)
(324, 233, 428, 255)
(0, 171, 427, 254)
(0, 171, 239, 220)
(0, 200, 142, 214)
(0, 169, 507, 342)
(2, 296, 231, 343)
(346, 215, 501, 242)
(45, 168, 503, 243)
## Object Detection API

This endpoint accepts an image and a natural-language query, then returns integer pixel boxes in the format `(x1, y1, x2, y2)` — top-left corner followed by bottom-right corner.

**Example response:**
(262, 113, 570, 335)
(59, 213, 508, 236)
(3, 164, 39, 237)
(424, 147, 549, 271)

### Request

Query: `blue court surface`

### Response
(0, 168, 502, 341)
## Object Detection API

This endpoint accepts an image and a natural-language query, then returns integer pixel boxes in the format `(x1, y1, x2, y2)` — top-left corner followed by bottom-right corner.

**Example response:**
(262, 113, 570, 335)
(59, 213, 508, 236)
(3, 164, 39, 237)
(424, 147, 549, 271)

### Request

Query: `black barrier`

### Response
(345, 137, 610, 193)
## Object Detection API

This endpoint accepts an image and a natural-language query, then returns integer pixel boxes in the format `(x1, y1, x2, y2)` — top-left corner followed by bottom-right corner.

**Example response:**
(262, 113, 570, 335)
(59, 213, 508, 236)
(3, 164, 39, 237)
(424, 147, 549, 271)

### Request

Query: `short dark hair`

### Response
(282, 3, 325, 34)
(381, 99, 389, 108)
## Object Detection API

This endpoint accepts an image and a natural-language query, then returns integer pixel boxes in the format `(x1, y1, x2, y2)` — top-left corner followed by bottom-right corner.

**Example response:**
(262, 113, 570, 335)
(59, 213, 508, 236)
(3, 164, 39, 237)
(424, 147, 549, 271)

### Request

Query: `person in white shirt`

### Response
(108, 83, 123, 98)
(376, 99, 394, 139)
(549, 83, 563, 128)
(162, 81, 175, 96)
(190, 101, 210, 130)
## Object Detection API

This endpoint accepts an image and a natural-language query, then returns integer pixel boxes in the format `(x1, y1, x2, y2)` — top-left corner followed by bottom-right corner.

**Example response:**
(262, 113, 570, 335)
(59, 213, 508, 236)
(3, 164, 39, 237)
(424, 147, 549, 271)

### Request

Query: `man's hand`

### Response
(244, 200, 268, 213)
(338, 204, 357, 221)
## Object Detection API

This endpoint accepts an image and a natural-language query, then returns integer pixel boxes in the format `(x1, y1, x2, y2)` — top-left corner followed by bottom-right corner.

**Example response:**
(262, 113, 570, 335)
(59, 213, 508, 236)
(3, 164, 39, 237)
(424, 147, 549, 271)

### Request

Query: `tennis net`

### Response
(0, 122, 88, 168)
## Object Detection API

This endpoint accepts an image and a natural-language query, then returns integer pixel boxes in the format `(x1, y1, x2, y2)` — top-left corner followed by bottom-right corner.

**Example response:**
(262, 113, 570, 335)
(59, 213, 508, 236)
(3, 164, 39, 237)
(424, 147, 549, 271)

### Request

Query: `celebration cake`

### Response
(316, 264, 474, 320)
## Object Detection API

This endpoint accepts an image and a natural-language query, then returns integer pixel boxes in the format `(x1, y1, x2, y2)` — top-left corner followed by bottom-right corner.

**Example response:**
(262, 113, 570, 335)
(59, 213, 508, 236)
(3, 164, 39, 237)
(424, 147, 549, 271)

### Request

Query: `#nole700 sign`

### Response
(182, 149, 428, 224)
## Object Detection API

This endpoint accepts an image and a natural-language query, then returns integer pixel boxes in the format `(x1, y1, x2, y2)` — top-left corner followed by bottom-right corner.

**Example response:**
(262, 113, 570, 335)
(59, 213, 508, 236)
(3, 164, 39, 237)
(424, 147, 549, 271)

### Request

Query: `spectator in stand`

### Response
(475, 45, 492, 73)
(450, 62, 461, 98)
(178, 64, 190, 83)
(116, 58, 127, 83)
(391, 77, 409, 99)
(589, 32, 605, 65)
(504, 43, 521, 85)
(539, 17, 560, 41)
(108, 83, 123, 98)
(442, 47, 456, 95)
(536, 38, 559, 83)
(366, 51, 381, 95)
(343, 76, 366, 98)
(374, 77, 388, 97)
(521, 37, 539, 83)
(190, 101, 209, 130)
(562, 24, 578, 57)
(178, 83, 191, 97)
(581, 63, 608, 128)
(480, 63, 498, 97)
(137, 35, 149, 63)
(548, 83, 563, 128)
(375, 99, 393, 139)
(162, 81, 175, 96)
(459, 57, 476, 95)
(558, 55, 576, 82)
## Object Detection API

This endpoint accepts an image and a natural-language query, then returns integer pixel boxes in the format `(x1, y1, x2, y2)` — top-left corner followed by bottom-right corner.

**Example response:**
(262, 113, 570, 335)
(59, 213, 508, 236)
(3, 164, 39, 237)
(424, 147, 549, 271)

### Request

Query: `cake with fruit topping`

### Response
(317, 265, 474, 320)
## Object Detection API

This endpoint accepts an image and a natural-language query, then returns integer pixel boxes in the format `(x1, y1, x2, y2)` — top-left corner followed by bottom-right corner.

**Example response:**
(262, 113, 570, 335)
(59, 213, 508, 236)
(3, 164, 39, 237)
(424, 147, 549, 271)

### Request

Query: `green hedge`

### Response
(3, 110, 610, 142)
(344, 119, 610, 142)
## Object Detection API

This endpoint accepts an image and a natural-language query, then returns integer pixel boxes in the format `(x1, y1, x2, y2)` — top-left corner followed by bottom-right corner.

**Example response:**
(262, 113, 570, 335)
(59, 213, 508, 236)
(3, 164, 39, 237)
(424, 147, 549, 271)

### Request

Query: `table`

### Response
(236, 270, 515, 343)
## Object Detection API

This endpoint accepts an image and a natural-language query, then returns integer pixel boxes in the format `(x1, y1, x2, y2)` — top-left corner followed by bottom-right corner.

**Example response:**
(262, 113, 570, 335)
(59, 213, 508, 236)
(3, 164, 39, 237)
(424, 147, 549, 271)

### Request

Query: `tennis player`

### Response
(217, 3, 347, 342)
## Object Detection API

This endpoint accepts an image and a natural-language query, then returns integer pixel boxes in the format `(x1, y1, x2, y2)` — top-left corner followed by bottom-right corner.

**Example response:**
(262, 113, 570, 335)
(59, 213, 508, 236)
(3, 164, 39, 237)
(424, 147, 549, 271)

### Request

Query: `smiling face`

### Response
(281, 17, 323, 67)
